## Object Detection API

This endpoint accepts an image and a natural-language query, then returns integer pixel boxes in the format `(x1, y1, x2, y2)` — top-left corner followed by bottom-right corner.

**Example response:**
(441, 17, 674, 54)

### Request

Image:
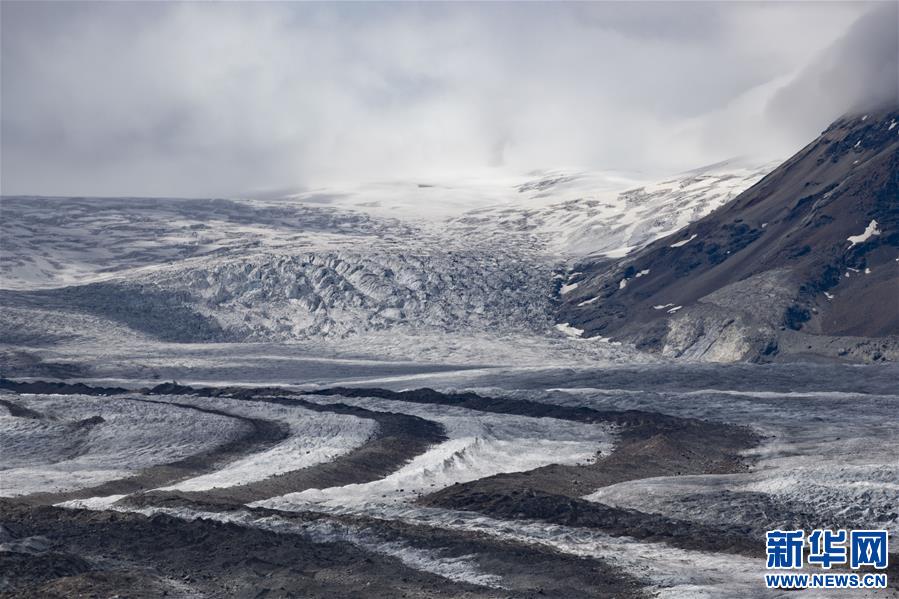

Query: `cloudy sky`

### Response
(1, 1, 896, 197)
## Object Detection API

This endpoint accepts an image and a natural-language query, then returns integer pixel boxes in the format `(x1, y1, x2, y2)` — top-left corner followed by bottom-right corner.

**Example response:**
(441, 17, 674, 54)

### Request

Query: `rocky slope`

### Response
(558, 107, 899, 362)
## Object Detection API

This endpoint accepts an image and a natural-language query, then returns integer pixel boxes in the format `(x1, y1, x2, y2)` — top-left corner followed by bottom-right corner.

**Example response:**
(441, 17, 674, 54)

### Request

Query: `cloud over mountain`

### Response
(0, 1, 889, 197)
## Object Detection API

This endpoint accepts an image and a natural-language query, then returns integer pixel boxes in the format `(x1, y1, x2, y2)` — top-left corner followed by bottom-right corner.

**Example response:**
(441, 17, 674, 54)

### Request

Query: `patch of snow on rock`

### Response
(669, 234, 697, 248)
(555, 323, 584, 338)
(847, 220, 881, 247)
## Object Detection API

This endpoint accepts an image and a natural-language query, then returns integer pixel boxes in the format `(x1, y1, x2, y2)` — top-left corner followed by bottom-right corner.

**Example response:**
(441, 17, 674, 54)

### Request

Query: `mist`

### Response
(1, 1, 893, 197)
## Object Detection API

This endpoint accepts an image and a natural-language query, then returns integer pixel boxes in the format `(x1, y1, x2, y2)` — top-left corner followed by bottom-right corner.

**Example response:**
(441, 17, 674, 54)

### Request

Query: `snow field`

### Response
(546, 387, 899, 537)
(0, 394, 247, 496)
(152, 395, 379, 491)
(254, 394, 616, 510)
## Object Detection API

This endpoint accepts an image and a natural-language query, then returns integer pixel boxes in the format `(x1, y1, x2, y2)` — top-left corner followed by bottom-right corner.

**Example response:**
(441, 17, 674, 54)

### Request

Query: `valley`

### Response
(2, 119, 897, 598)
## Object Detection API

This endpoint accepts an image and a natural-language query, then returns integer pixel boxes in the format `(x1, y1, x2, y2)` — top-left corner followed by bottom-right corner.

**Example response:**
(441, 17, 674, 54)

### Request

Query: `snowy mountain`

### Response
(0, 196, 416, 291)
(2, 131, 897, 599)
(559, 107, 899, 363)
(447, 161, 776, 258)
(1, 163, 773, 359)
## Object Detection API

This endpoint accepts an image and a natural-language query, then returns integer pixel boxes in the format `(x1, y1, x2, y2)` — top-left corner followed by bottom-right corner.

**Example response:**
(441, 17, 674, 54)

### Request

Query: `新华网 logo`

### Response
(764, 529, 889, 590)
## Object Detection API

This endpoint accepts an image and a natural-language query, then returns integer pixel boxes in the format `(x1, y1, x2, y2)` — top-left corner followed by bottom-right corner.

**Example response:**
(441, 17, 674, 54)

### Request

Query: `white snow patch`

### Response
(824, 292, 834, 300)
(601, 246, 635, 258)
(56, 494, 128, 510)
(635, 269, 650, 278)
(559, 282, 579, 295)
(653, 303, 675, 310)
(555, 323, 584, 338)
(667, 306, 683, 314)
(846, 220, 880, 247)
(618, 278, 628, 289)
(577, 296, 600, 307)
(669, 234, 697, 248)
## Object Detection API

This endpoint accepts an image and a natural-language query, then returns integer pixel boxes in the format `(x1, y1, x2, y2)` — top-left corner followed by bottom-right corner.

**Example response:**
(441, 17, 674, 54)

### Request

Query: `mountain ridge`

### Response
(558, 107, 899, 363)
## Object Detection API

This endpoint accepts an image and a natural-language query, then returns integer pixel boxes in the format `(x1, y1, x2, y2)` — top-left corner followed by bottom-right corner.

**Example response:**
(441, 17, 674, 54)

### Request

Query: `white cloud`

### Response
(0, 1, 886, 197)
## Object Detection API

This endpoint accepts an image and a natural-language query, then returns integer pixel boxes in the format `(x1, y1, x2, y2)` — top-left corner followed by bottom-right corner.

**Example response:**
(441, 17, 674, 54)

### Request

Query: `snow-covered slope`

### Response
(447, 161, 776, 258)
(1, 161, 774, 355)
(154, 395, 378, 492)
(274, 169, 646, 221)
(0, 394, 247, 496)
(0, 196, 414, 291)
(257, 394, 615, 509)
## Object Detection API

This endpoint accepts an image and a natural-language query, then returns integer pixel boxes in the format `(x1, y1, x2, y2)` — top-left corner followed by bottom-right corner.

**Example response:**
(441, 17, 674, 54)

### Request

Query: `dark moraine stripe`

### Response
(15, 398, 289, 506)
(2, 379, 446, 506)
(138, 396, 446, 505)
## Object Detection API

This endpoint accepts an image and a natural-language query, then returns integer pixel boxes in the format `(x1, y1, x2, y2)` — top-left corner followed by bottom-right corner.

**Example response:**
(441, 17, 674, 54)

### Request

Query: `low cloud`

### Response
(765, 1, 899, 138)
(0, 1, 890, 197)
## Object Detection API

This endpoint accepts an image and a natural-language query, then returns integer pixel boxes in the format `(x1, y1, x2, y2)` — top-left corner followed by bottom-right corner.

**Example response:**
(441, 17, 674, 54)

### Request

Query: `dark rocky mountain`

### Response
(559, 107, 899, 363)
